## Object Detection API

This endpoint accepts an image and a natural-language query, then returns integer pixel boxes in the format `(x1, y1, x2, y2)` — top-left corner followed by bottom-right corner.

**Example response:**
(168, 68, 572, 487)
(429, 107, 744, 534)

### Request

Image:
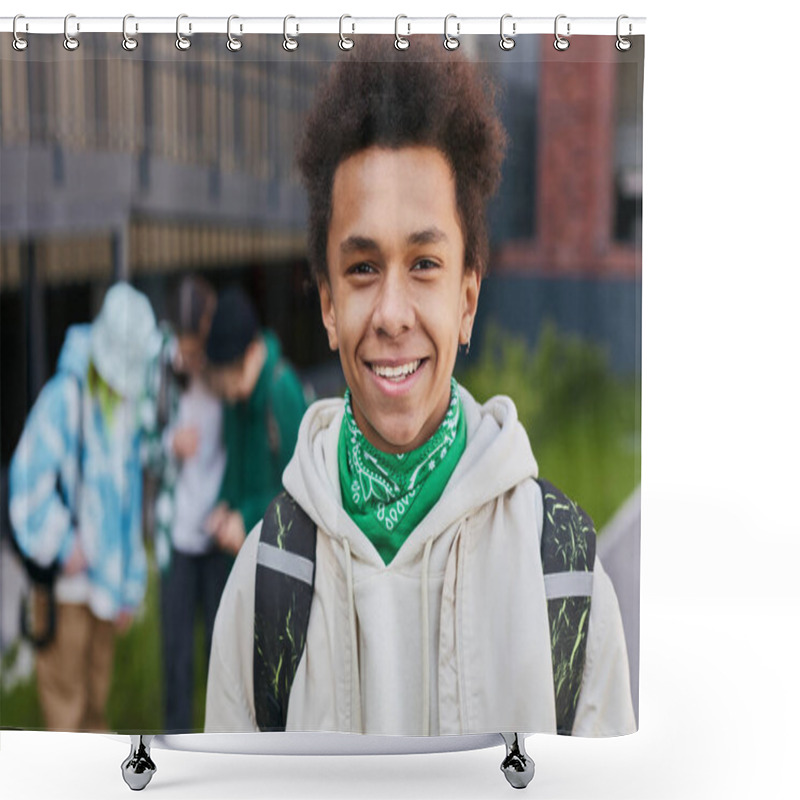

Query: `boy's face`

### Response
(320, 145, 480, 454)
(208, 340, 263, 404)
(176, 334, 207, 377)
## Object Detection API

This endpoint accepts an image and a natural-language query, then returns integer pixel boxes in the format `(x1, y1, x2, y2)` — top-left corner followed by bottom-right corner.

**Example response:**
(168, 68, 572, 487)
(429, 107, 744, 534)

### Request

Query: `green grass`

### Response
(0, 641, 42, 728)
(528, 380, 640, 529)
(459, 321, 641, 530)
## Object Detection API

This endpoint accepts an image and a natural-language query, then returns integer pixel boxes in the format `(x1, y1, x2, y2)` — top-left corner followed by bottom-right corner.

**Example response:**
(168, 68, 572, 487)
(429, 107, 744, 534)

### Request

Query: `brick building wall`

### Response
(495, 36, 641, 277)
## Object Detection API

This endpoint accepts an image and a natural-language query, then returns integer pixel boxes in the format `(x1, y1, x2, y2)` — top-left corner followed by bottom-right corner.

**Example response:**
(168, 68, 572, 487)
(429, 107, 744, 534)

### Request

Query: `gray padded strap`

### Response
(544, 571, 594, 600)
(257, 541, 315, 586)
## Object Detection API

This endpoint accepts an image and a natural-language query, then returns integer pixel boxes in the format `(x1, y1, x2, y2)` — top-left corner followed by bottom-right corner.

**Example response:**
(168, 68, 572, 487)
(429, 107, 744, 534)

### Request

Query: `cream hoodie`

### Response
(206, 387, 636, 738)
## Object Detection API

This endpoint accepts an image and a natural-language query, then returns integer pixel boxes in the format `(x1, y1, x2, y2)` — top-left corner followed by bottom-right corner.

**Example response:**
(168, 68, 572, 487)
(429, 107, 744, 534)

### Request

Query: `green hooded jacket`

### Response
(217, 330, 308, 533)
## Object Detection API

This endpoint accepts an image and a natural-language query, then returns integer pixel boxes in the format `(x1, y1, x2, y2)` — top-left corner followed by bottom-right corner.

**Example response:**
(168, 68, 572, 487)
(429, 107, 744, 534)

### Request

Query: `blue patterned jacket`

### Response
(9, 325, 148, 620)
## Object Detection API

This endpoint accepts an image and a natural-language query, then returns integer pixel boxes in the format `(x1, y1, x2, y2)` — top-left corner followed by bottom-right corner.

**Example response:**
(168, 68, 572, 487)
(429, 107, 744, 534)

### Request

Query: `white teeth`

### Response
(371, 360, 421, 380)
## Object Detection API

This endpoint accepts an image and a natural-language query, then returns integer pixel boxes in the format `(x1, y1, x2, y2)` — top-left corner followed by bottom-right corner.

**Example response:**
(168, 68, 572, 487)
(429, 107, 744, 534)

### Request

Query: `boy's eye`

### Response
(348, 262, 375, 276)
(413, 258, 439, 271)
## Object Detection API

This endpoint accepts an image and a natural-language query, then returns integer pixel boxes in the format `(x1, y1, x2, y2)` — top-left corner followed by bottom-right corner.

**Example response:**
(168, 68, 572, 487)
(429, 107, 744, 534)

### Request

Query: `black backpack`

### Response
(253, 478, 596, 735)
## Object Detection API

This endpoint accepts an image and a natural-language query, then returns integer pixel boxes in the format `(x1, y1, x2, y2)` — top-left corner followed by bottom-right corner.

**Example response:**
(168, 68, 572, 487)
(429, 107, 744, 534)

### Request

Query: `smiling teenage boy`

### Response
(206, 39, 636, 741)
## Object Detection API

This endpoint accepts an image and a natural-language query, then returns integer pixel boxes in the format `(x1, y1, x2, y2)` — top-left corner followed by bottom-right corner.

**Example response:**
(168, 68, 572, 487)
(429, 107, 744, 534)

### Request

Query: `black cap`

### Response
(205, 286, 260, 365)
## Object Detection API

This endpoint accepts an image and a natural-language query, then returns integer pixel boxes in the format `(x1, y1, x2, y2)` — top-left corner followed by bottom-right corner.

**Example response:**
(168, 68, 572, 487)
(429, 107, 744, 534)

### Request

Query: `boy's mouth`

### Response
(368, 358, 424, 382)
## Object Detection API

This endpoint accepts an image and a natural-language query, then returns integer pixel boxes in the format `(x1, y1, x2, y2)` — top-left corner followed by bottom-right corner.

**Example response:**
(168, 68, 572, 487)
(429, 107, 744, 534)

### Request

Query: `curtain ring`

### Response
(283, 15, 299, 51)
(176, 14, 191, 50)
(227, 15, 243, 51)
(554, 14, 570, 51)
(394, 15, 410, 51)
(122, 14, 138, 51)
(443, 14, 460, 51)
(339, 14, 354, 50)
(499, 14, 515, 51)
(12, 15, 28, 52)
(63, 13, 80, 51)
(616, 15, 632, 51)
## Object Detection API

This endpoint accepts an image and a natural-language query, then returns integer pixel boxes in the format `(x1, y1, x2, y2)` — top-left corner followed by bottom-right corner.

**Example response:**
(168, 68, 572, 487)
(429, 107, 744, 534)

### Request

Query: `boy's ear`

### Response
(459, 269, 482, 346)
(318, 278, 339, 352)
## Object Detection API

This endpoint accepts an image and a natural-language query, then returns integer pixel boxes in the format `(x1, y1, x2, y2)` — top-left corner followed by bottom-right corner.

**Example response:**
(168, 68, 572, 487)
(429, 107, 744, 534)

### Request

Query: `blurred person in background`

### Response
(140, 275, 228, 733)
(203, 286, 308, 557)
(8, 282, 159, 732)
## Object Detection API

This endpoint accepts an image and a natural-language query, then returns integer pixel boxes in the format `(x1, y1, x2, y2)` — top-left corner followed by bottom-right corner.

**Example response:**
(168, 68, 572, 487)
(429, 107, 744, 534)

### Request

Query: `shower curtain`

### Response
(0, 20, 643, 741)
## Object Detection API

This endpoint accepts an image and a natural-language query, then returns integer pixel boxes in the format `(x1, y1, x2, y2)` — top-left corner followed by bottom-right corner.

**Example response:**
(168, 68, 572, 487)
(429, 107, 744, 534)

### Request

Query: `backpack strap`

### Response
(536, 477, 597, 735)
(253, 490, 317, 731)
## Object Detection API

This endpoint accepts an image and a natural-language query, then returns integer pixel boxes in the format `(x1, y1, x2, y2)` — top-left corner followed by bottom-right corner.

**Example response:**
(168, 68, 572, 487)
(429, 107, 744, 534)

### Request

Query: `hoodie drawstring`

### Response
(421, 536, 434, 736)
(342, 537, 362, 732)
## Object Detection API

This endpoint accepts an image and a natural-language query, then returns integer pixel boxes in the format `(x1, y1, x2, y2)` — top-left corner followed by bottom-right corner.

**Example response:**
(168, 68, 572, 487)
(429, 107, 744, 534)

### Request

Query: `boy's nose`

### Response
(373, 270, 414, 338)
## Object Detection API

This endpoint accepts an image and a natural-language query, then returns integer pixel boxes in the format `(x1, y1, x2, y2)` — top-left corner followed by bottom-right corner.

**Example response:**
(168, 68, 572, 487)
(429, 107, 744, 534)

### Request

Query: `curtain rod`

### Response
(0, 16, 646, 37)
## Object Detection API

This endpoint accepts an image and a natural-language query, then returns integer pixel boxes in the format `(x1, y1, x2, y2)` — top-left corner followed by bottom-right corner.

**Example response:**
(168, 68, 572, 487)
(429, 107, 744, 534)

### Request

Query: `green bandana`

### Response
(338, 378, 467, 565)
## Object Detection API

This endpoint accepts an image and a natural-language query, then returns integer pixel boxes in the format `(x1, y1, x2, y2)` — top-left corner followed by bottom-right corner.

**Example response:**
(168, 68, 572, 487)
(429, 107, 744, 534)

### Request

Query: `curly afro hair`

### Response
(296, 36, 507, 283)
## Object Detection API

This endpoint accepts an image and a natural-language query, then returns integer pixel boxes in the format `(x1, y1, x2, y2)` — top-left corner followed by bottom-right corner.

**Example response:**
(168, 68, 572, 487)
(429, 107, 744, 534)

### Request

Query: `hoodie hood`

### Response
(282, 384, 538, 567)
(57, 324, 93, 381)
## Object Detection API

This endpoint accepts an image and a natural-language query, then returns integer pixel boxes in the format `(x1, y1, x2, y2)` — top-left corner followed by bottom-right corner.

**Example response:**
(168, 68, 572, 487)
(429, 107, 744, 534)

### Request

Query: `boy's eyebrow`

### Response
(339, 227, 448, 255)
(407, 227, 447, 246)
(340, 235, 379, 255)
